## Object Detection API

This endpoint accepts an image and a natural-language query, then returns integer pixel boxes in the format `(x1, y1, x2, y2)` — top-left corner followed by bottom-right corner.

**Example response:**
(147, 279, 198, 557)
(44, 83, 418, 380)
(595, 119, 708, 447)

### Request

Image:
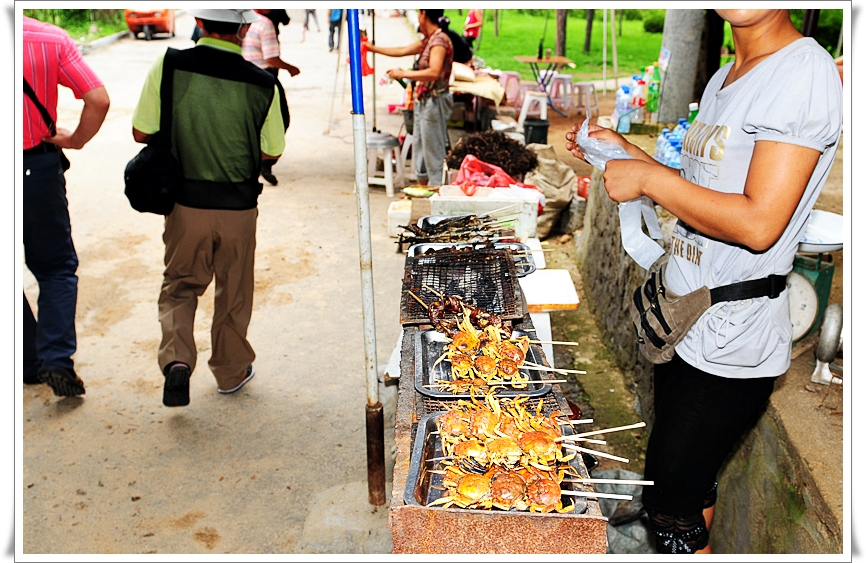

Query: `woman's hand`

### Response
(564, 122, 629, 162)
(386, 68, 404, 80)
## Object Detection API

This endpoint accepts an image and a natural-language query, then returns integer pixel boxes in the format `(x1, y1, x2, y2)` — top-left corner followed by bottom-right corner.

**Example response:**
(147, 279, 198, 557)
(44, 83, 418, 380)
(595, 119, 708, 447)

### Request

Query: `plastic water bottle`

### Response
(615, 85, 632, 134)
(654, 128, 670, 161)
(631, 80, 645, 124)
(671, 118, 687, 142)
(688, 102, 699, 124)
(646, 66, 661, 117)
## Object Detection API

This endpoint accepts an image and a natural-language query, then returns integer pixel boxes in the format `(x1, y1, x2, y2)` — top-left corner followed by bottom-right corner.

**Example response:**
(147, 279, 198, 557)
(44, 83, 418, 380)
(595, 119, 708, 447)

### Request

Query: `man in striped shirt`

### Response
(242, 9, 299, 185)
(23, 14, 110, 397)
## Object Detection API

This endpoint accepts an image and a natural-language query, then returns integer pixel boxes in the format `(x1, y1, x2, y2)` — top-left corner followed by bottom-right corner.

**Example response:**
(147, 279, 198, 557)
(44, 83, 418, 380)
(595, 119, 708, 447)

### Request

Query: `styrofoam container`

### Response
(429, 186, 539, 241)
(387, 200, 413, 238)
(799, 209, 844, 253)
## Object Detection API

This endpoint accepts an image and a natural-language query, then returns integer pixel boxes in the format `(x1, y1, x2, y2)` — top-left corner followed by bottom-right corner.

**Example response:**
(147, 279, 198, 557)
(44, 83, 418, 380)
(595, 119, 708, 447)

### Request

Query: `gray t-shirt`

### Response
(666, 37, 842, 378)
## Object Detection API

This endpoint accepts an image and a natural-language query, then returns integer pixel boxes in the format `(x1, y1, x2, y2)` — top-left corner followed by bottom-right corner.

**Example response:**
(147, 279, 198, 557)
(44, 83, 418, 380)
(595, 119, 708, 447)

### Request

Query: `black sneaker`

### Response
(163, 363, 191, 407)
(262, 171, 278, 186)
(38, 366, 85, 397)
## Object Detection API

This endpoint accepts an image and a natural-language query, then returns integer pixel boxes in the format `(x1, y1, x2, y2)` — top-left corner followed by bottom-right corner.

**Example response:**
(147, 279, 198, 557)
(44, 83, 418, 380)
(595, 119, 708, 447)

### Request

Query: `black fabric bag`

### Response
(23, 78, 71, 172)
(124, 48, 181, 215)
(630, 260, 787, 364)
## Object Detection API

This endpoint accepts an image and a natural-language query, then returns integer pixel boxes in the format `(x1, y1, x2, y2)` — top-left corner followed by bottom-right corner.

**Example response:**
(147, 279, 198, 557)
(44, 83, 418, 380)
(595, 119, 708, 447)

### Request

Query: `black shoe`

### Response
(163, 363, 191, 407)
(262, 171, 278, 185)
(38, 366, 85, 397)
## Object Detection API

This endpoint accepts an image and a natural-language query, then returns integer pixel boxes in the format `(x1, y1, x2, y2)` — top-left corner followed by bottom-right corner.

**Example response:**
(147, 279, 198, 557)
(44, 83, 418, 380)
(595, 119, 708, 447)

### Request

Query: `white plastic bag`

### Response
(576, 118, 632, 170)
(576, 119, 664, 270)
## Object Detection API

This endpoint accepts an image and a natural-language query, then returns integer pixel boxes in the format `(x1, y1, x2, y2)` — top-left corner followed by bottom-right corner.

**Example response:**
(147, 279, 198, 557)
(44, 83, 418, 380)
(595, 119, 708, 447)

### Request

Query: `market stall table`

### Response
(449, 74, 505, 129)
(514, 55, 574, 117)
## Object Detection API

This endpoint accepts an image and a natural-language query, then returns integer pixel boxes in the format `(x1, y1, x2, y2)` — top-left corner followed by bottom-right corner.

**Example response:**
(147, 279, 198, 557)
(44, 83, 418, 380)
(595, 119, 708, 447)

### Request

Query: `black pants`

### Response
(642, 353, 777, 553)
(23, 152, 79, 371)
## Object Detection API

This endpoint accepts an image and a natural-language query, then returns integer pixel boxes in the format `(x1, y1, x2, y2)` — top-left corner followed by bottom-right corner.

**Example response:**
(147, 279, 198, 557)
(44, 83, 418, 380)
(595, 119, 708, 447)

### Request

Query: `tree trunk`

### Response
(583, 9, 594, 53)
(555, 9, 568, 56)
(658, 9, 705, 124)
(693, 10, 725, 104)
(801, 9, 820, 37)
(494, 9, 499, 37)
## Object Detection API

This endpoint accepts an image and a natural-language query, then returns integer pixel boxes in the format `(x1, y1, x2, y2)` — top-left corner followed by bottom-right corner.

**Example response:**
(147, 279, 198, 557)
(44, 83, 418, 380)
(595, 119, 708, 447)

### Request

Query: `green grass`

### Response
(445, 9, 663, 82)
(24, 9, 131, 43)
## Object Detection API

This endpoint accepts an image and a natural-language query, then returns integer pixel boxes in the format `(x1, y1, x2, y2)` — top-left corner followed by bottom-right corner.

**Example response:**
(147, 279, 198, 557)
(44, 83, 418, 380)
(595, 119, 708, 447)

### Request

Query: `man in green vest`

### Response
(132, 9, 285, 407)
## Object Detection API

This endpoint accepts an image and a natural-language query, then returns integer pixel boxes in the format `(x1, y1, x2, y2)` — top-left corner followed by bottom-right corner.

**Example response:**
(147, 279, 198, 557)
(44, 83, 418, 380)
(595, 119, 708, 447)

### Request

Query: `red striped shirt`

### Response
(22, 15, 103, 149)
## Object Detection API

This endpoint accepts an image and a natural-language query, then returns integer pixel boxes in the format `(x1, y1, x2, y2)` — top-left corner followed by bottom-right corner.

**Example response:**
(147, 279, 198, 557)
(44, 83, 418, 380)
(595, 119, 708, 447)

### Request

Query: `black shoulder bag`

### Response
(124, 48, 181, 215)
(23, 78, 71, 172)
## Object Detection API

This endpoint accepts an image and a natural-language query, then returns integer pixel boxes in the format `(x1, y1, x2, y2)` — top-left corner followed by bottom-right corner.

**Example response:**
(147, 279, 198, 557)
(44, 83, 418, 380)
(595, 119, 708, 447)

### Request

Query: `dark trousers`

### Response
(328, 20, 340, 50)
(23, 293, 39, 380)
(23, 152, 79, 370)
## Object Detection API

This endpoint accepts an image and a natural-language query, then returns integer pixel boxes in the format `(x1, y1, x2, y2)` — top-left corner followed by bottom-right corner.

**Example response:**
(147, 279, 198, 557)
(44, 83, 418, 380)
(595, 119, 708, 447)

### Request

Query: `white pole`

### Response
(602, 9, 608, 94)
(611, 9, 618, 91)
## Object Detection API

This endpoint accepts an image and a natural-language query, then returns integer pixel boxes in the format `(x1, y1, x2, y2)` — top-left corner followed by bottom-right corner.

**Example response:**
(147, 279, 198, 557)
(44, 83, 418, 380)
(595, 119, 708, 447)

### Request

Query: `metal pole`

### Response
(324, 15, 343, 135)
(347, 9, 386, 507)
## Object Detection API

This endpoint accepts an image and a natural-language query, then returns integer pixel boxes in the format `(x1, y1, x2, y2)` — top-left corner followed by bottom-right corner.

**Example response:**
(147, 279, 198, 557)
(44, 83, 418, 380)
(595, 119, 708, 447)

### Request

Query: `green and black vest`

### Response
(165, 46, 276, 210)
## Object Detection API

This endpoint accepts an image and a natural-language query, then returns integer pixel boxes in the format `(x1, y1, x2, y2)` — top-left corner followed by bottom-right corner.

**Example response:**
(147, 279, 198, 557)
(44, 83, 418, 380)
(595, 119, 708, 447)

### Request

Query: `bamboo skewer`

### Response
(558, 419, 594, 425)
(423, 379, 570, 388)
(561, 444, 629, 464)
(560, 490, 634, 501)
(522, 362, 586, 375)
(528, 340, 580, 346)
(407, 290, 429, 310)
(571, 421, 647, 439)
(563, 478, 654, 486)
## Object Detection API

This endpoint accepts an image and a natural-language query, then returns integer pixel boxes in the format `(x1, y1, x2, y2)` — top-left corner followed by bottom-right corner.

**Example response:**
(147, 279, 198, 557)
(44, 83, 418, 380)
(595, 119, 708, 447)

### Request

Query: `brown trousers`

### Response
(158, 204, 258, 391)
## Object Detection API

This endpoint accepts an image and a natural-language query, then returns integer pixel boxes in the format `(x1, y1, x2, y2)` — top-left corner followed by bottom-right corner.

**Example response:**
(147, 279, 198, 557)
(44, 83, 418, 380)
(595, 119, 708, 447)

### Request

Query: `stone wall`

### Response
(574, 167, 677, 422)
(712, 404, 842, 553)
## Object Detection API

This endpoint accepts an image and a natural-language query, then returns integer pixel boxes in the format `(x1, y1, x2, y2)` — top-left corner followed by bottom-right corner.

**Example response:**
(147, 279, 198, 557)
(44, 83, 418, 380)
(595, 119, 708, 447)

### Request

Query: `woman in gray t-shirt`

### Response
(566, 9, 842, 554)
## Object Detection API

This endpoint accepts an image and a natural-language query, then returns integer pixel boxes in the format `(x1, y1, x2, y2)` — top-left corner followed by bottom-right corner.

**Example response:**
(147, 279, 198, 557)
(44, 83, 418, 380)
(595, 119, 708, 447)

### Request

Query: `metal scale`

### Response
(786, 210, 844, 384)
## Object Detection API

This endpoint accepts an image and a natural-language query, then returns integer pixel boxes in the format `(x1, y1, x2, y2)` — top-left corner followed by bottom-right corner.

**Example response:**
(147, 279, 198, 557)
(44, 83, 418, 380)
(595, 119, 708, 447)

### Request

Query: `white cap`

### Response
(689, 102, 699, 111)
(187, 9, 259, 24)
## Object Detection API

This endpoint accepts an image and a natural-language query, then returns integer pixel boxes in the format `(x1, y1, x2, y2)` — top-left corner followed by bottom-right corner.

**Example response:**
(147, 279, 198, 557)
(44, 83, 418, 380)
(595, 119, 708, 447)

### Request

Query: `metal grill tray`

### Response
(407, 242, 536, 277)
(404, 411, 590, 514)
(400, 247, 525, 325)
(414, 329, 552, 399)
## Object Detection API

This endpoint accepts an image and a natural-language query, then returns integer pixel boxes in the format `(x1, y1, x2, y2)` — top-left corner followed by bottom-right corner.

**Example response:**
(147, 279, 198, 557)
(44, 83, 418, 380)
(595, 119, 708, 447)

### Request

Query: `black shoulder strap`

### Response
(709, 274, 788, 305)
(158, 48, 179, 148)
(23, 78, 57, 136)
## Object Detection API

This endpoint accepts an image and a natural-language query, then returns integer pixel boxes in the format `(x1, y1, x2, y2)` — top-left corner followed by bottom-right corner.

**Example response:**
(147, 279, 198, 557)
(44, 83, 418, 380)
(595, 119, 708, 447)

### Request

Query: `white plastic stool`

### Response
(548, 73, 574, 114)
(366, 132, 404, 197)
(574, 82, 600, 119)
(517, 90, 548, 129)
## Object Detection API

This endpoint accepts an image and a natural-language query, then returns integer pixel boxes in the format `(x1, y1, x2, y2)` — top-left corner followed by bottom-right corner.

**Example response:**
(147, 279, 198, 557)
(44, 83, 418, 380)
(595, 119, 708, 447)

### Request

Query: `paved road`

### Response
(20, 10, 419, 555)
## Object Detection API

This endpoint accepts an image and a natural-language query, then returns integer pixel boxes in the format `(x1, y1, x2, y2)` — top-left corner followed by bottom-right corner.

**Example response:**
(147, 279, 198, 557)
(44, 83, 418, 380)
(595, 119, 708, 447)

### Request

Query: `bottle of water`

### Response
(654, 128, 670, 161)
(671, 118, 687, 142)
(615, 85, 632, 134)
(688, 102, 699, 124)
(631, 80, 645, 124)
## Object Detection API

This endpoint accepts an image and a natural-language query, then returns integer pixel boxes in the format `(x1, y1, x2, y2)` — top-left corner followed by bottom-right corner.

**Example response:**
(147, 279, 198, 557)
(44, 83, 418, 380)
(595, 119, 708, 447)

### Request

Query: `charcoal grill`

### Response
(400, 247, 525, 325)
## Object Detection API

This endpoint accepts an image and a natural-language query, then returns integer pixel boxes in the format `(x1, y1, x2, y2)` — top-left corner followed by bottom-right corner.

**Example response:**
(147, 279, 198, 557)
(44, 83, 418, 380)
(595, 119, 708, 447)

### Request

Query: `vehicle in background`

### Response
(124, 8, 175, 41)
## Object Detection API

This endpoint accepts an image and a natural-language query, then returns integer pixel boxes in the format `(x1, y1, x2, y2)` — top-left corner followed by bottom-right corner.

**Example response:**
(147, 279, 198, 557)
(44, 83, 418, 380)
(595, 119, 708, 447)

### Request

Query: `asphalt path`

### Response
(20, 10, 419, 555)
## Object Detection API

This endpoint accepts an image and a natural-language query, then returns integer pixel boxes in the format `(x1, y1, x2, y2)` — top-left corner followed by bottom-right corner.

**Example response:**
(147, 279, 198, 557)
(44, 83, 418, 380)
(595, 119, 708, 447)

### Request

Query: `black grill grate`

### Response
(400, 248, 525, 325)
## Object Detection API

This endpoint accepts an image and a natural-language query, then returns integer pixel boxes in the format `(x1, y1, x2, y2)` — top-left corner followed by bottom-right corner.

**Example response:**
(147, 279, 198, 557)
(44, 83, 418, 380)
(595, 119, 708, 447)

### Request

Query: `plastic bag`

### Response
(454, 154, 546, 212)
(575, 119, 664, 269)
(575, 118, 632, 170)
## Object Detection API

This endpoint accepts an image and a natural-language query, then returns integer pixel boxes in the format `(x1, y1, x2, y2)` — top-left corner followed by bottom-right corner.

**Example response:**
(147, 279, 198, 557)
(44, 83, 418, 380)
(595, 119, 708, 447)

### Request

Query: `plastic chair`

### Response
(497, 71, 522, 107)
(517, 90, 548, 128)
(547, 73, 574, 114)
(366, 133, 404, 197)
(574, 82, 600, 120)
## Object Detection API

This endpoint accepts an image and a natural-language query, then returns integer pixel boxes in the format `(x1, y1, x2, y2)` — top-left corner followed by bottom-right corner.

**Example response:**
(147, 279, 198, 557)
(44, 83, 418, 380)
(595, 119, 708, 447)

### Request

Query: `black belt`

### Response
(23, 142, 57, 156)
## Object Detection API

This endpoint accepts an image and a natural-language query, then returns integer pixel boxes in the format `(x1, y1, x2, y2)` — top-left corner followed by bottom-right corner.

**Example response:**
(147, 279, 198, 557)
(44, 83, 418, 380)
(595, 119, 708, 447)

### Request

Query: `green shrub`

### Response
(643, 10, 665, 34)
